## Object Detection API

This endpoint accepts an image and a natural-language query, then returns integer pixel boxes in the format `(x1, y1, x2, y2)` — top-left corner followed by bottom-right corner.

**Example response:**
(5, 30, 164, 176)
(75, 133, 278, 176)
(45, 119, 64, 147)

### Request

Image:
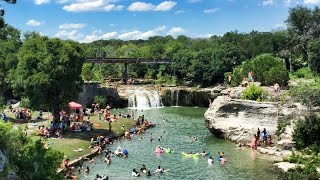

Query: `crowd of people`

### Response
(251, 127, 272, 150)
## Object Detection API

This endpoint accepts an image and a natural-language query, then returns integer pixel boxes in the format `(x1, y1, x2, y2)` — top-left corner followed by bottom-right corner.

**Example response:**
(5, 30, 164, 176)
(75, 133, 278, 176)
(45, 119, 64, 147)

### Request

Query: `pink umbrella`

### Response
(68, 102, 82, 109)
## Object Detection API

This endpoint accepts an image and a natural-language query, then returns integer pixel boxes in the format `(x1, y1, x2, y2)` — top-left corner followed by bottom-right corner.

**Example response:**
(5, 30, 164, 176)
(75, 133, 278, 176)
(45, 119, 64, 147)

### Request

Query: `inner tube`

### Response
(154, 148, 163, 153)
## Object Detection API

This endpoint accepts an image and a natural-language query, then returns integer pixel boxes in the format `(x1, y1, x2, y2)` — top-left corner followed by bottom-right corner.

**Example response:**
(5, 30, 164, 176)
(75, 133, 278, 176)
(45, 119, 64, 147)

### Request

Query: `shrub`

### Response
(241, 84, 264, 101)
(276, 114, 293, 136)
(293, 115, 320, 152)
(292, 67, 314, 79)
(264, 66, 289, 87)
(93, 96, 106, 107)
(289, 82, 320, 109)
(230, 54, 289, 86)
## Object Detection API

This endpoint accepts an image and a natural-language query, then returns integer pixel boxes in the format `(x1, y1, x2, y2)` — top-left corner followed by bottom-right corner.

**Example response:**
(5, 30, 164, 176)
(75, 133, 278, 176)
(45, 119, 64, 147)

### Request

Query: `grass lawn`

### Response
(5, 109, 135, 161)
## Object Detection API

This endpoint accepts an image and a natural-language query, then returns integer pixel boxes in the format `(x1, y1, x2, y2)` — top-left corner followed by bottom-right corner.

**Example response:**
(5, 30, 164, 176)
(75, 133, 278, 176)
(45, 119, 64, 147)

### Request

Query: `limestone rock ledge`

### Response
(204, 95, 298, 144)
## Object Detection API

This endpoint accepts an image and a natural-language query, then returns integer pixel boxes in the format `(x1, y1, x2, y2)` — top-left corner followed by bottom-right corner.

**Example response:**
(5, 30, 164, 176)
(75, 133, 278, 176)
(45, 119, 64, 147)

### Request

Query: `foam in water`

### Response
(128, 89, 163, 109)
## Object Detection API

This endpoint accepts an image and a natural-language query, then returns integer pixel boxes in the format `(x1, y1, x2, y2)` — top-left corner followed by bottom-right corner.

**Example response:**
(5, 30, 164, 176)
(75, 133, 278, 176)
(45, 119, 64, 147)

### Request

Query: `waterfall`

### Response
(175, 90, 180, 106)
(170, 90, 175, 106)
(128, 89, 163, 109)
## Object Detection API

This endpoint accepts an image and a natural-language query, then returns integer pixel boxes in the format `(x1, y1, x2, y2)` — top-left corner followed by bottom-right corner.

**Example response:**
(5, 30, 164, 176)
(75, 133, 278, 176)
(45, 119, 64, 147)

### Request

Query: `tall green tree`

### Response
(0, 24, 21, 96)
(10, 34, 85, 121)
(308, 38, 320, 73)
(287, 6, 320, 64)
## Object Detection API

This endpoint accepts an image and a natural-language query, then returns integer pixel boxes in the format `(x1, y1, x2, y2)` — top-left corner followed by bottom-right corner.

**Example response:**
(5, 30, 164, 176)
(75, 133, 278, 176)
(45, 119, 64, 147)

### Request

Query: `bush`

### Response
(241, 84, 265, 101)
(289, 82, 320, 109)
(293, 115, 320, 152)
(230, 54, 289, 86)
(264, 66, 289, 87)
(276, 114, 293, 136)
(93, 96, 106, 107)
(292, 67, 314, 79)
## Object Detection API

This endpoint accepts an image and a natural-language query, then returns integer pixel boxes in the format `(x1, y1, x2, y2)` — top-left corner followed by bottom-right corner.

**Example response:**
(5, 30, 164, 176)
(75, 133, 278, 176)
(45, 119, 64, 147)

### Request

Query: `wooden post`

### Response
(124, 63, 129, 83)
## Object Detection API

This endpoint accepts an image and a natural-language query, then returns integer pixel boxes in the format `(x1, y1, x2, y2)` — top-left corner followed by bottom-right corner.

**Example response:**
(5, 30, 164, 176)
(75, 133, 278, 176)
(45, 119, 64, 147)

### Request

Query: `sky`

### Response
(1, 0, 320, 43)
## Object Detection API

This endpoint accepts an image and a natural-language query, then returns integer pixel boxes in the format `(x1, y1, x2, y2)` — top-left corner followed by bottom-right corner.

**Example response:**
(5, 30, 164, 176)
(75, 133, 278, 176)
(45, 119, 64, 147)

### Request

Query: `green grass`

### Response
(6, 110, 135, 160)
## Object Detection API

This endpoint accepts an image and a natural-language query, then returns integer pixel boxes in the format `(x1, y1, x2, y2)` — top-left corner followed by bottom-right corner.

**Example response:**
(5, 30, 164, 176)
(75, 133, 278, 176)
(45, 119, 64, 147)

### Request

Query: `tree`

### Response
(0, 24, 21, 97)
(308, 38, 320, 73)
(293, 115, 320, 152)
(0, 0, 16, 28)
(286, 6, 320, 64)
(0, 121, 63, 179)
(10, 34, 85, 121)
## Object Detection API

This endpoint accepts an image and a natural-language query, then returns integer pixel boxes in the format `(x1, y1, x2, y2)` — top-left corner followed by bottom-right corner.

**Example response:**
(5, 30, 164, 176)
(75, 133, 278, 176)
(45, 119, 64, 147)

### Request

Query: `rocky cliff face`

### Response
(204, 94, 302, 145)
(160, 86, 225, 107)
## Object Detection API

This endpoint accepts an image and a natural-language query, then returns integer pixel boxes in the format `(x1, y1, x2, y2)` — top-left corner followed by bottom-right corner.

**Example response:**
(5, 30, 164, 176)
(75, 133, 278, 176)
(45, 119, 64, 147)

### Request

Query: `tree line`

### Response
(1, 5, 320, 117)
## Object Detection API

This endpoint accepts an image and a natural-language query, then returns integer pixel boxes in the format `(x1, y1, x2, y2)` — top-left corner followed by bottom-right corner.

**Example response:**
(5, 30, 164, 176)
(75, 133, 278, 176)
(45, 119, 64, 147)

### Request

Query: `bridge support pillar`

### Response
(124, 63, 129, 83)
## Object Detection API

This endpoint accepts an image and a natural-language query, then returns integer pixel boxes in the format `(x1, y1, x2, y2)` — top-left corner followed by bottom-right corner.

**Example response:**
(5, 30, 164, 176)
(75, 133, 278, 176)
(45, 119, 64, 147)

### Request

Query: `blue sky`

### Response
(1, 0, 320, 42)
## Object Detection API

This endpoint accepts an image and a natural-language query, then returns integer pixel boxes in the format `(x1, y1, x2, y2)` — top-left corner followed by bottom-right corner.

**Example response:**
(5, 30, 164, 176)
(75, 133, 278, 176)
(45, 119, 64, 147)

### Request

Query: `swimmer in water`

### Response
(84, 166, 90, 173)
(132, 169, 140, 177)
(208, 156, 214, 164)
(140, 164, 147, 173)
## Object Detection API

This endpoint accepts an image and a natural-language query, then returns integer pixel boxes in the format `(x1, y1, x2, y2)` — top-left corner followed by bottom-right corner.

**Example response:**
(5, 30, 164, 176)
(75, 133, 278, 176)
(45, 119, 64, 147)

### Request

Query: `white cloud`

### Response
(262, 0, 274, 6)
(304, 0, 320, 4)
(167, 27, 185, 36)
(82, 30, 118, 43)
(55, 25, 167, 43)
(59, 23, 87, 29)
(194, 33, 213, 38)
(118, 25, 167, 40)
(127, 1, 177, 12)
(274, 23, 287, 29)
(34, 0, 50, 5)
(62, 0, 124, 12)
(175, 10, 184, 14)
(154, 1, 177, 11)
(127, 2, 154, 11)
(55, 30, 84, 41)
(26, 19, 43, 27)
(284, 0, 291, 6)
(203, 8, 220, 14)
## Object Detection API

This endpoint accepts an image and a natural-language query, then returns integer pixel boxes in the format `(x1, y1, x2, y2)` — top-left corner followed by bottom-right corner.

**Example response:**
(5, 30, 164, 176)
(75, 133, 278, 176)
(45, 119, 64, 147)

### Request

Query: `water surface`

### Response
(78, 107, 278, 180)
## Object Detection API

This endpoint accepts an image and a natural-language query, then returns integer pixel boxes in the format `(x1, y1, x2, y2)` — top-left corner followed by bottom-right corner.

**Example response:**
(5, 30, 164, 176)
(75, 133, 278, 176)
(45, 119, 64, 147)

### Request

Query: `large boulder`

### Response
(204, 96, 281, 143)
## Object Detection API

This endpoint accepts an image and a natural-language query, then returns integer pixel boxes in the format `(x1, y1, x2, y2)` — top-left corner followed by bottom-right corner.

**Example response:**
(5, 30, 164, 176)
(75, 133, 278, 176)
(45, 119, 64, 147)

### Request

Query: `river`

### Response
(78, 107, 279, 180)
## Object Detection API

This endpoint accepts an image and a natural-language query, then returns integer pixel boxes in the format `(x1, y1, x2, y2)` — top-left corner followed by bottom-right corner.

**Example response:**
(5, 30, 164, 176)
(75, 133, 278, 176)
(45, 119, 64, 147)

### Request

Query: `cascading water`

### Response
(175, 89, 180, 106)
(128, 89, 163, 109)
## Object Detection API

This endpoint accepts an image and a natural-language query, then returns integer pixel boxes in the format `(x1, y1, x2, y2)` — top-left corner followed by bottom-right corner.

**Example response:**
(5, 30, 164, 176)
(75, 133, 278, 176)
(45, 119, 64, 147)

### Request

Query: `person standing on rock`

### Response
(257, 128, 261, 141)
(262, 128, 267, 144)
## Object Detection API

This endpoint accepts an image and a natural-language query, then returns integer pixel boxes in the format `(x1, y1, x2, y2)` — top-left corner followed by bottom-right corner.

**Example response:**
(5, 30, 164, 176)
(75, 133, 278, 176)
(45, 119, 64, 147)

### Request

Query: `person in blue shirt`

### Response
(1, 113, 7, 123)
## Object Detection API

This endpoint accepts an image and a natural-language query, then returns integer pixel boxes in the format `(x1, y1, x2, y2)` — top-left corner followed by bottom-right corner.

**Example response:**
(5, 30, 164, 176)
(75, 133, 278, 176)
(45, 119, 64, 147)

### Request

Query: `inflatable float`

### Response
(154, 148, 164, 153)
(182, 152, 200, 158)
(163, 148, 175, 154)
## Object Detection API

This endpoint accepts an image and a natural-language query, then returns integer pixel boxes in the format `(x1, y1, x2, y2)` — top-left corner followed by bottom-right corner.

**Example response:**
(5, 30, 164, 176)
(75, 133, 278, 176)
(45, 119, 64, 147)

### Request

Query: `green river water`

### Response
(78, 107, 280, 180)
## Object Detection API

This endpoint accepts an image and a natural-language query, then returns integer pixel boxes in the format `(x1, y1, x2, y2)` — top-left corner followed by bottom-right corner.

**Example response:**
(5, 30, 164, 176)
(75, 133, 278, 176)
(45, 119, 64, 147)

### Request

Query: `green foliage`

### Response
(0, 121, 64, 179)
(93, 96, 106, 107)
(230, 54, 289, 86)
(291, 67, 314, 79)
(241, 84, 265, 101)
(293, 115, 320, 152)
(308, 39, 320, 73)
(10, 34, 85, 119)
(81, 63, 94, 81)
(0, 24, 21, 93)
(276, 114, 293, 136)
(20, 97, 30, 108)
(290, 81, 320, 108)
(281, 151, 320, 180)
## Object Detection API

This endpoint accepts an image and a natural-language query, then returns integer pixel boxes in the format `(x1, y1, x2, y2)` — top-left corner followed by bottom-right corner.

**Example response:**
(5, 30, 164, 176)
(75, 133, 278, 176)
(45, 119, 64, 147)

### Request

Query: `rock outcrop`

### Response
(204, 91, 304, 146)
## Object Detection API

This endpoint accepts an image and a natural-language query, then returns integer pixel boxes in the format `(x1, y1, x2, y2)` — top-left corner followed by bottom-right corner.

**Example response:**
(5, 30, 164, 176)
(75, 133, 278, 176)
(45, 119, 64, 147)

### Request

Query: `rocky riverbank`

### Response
(204, 86, 308, 156)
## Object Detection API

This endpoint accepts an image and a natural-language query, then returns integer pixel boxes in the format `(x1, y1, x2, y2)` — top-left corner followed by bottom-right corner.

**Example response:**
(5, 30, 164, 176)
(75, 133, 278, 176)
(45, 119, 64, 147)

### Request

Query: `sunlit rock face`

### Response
(204, 95, 301, 146)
